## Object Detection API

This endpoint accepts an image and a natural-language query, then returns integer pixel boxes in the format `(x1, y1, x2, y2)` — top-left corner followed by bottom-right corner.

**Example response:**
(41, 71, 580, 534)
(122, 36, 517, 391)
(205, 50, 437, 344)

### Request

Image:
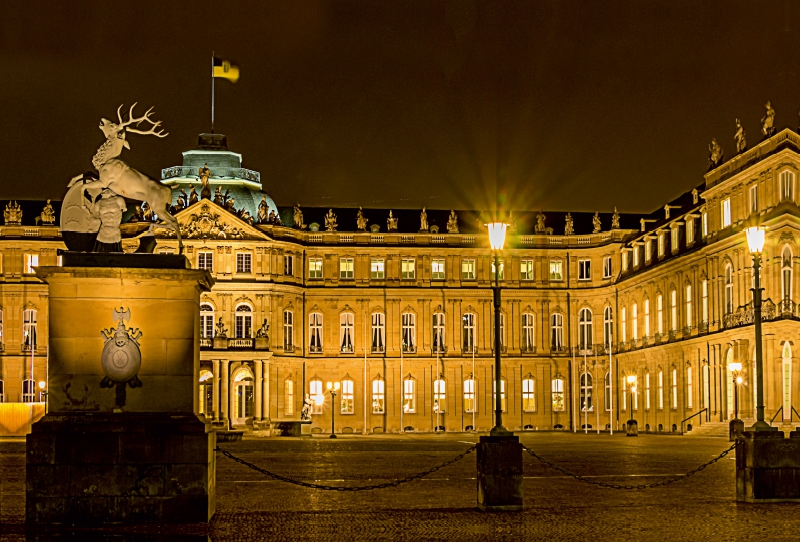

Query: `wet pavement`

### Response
(3, 432, 800, 541)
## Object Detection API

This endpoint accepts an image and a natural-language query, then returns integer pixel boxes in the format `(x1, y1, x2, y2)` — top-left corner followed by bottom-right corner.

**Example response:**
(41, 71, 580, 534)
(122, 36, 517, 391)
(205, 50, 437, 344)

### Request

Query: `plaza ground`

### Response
(2, 431, 800, 541)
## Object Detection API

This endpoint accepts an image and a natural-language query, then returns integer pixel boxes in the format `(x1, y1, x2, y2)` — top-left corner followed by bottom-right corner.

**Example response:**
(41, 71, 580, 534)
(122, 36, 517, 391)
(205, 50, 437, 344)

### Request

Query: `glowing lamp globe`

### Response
(487, 222, 508, 251)
(745, 226, 766, 254)
(729, 362, 742, 373)
(626, 375, 637, 385)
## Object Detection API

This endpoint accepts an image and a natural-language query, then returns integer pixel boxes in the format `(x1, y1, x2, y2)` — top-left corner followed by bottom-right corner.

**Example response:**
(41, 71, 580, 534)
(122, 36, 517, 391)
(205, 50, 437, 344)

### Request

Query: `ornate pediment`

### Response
(157, 200, 267, 241)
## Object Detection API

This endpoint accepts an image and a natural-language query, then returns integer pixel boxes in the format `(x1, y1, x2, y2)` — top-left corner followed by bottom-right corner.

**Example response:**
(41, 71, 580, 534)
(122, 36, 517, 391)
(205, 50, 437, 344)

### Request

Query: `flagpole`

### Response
(211, 51, 215, 134)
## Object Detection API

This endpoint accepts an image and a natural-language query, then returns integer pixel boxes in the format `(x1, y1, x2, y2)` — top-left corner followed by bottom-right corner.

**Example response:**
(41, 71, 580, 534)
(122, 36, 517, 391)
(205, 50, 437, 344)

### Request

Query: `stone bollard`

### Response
(729, 419, 745, 442)
(736, 428, 800, 502)
(477, 435, 523, 511)
(626, 419, 638, 437)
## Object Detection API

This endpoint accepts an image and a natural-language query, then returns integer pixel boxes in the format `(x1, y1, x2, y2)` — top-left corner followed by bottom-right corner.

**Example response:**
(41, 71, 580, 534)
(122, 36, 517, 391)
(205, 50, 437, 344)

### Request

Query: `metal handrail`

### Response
(680, 408, 707, 433)
(769, 406, 783, 426)
(792, 406, 800, 422)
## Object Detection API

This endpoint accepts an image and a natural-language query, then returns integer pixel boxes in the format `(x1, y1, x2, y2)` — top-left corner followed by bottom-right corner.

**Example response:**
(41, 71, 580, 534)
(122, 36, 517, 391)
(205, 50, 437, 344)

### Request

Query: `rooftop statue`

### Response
(592, 212, 602, 234)
(213, 186, 223, 205)
(325, 209, 338, 231)
(508, 211, 517, 233)
(255, 318, 270, 340)
(734, 118, 747, 154)
(189, 185, 198, 206)
(4, 201, 22, 225)
(356, 206, 368, 231)
(293, 204, 305, 229)
(35, 199, 56, 226)
(447, 210, 459, 233)
(534, 211, 546, 234)
(387, 210, 398, 232)
(198, 163, 212, 199)
(762, 101, 775, 137)
(420, 207, 428, 231)
(63, 103, 181, 252)
(257, 195, 269, 224)
(564, 213, 574, 235)
(611, 207, 620, 229)
(215, 317, 228, 338)
(141, 201, 155, 222)
(708, 138, 724, 168)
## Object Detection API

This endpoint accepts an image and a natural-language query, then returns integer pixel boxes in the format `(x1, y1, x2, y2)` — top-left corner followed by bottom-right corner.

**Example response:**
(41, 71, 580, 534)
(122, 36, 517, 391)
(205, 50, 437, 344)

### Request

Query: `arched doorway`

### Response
(232, 367, 254, 427)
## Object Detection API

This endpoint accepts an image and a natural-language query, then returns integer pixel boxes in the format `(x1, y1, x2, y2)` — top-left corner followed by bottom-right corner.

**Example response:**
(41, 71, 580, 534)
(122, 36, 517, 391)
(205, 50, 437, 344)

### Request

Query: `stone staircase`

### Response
(685, 420, 746, 437)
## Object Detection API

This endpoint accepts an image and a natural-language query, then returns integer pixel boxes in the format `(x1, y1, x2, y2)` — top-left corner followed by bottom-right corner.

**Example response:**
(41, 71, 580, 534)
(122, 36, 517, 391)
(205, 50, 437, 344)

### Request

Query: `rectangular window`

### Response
(722, 197, 731, 228)
(658, 236, 664, 258)
(552, 379, 565, 411)
(551, 313, 564, 350)
(702, 279, 709, 323)
(632, 303, 638, 341)
(657, 295, 663, 334)
(463, 313, 476, 352)
(433, 379, 446, 413)
(781, 170, 795, 201)
(578, 259, 591, 281)
(522, 313, 535, 352)
(670, 290, 677, 331)
(633, 246, 639, 267)
(521, 259, 534, 280)
(309, 313, 323, 353)
(402, 312, 416, 352)
(308, 257, 323, 279)
(23, 309, 37, 349)
(403, 379, 416, 413)
(401, 258, 415, 279)
(341, 380, 354, 414)
(371, 313, 385, 353)
(645, 239, 652, 262)
(491, 259, 504, 280)
(622, 251, 628, 271)
(522, 378, 536, 412)
(24, 254, 38, 274)
(370, 258, 385, 279)
(686, 285, 693, 328)
(372, 380, 385, 414)
(750, 184, 758, 214)
(339, 313, 354, 353)
(284, 255, 293, 276)
(687, 368, 693, 409)
(284, 380, 294, 416)
(236, 253, 252, 274)
(686, 219, 694, 245)
(431, 258, 445, 280)
(658, 371, 664, 409)
(603, 256, 612, 279)
(432, 312, 445, 353)
(672, 368, 678, 408)
(644, 299, 651, 336)
(310, 380, 323, 414)
(283, 311, 294, 349)
(645, 373, 651, 409)
(671, 228, 679, 252)
(549, 260, 563, 281)
(463, 379, 476, 413)
(198, 251, 214, 271)
(339, 257, 354, 279)
(702, 211, 708, 237)
(235, 307, 252, 339)
(461, 259, 476, 280)
(621, 307, 627, 343)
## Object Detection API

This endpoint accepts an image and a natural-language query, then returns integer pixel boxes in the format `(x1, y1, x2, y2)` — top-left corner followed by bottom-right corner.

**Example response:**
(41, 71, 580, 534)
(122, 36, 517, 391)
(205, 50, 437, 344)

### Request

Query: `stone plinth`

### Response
(26, 255, 215, 525)
(476, 435, 523, 511)
(736, 430, 800, 502)
(729, 419, 745, 441)
(626, 420, 638, 437)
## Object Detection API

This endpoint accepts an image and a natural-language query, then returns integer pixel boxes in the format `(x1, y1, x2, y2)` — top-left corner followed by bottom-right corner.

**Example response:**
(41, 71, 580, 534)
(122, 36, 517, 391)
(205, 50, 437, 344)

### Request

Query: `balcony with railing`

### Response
(199, 337, 270, 351)
(371, 345, 385, 354)
(161, 166, 261, 184)
(723, 298, 797, 329)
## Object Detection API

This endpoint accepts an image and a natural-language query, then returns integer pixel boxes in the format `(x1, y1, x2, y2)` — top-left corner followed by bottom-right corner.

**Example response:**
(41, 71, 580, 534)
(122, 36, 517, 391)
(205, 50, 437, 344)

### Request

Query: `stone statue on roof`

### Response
(325, 209, 338, 231)
(420, 207, 428, 232)
(189, 185, 198, 206)
(564, 213, 574, 235)
(708, 138, 723, 168)
(611, 207, 620, 229)
(5, 201, 22, 225)
(762, 101, 775, 137)
(293, 204, 305, 229)
(534, 211, 546, 234)
(592, 212, 601, 234)
(387, 210, 398, 232)
(257, 195, 268, 224)
(36, 200, 56, 226)
(447, 210, 458, 233)
(215, 317, 227, 338)
(198, 163, 212, 199)
(508, 211, 517, 233)
(734, 118, 747, 154)
(213, 186, 222, 205)
(356, 206, 368, 231)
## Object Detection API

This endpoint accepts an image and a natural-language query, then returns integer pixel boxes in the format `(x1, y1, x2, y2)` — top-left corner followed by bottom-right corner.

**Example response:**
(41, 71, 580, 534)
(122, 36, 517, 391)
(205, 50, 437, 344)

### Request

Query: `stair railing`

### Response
(769, 406, 783, 426)
(792, 406, 800, 422)
(680, 408, 708, 433)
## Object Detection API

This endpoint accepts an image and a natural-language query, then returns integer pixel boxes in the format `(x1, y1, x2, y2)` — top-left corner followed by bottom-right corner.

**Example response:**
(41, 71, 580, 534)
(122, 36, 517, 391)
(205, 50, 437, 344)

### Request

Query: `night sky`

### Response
(2, 1, 800, 214)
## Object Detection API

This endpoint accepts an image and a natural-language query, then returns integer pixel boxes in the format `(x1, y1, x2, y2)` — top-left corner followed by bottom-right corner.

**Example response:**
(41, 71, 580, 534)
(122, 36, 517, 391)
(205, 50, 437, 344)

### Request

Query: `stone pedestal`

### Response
(476, 435, 523, 511)
(26, 255, 215, 525)
(736, 430, 800, 502)
(626, 419, 638, 437)
(254, 338, 270, 350)
(729, 419, 745, 441)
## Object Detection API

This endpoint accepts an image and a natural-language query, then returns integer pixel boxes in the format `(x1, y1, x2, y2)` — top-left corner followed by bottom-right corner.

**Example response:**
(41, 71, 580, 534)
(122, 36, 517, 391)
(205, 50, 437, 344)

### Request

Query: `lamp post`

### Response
(487, 221, 509, 436)
(38, 380, 47, 413)
(626, 374, 638, 437)
(745, 226, 773, 432)
(326, 381, 340, 439)
(728, 362, 743, 420)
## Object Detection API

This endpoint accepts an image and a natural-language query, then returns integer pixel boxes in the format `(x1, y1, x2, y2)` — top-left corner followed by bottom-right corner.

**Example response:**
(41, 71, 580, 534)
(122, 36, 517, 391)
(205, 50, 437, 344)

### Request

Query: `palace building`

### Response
(1, 126, 799, 437)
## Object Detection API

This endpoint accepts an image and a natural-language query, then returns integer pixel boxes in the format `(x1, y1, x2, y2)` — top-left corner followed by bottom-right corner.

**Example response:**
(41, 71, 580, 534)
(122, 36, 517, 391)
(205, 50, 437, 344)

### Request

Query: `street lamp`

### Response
(626, 374, 638, 437)
(728, 361, 743, 421)
(326, 381, 340, 439)
(487, 221, 509, 436)
(745, 226, 773, 432)
(38, 380, 47, 412)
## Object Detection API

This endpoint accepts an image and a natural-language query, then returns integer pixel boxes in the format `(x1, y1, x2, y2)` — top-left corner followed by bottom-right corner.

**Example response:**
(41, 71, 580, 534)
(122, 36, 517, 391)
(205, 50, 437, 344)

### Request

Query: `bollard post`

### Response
(476, 435, 523, 511)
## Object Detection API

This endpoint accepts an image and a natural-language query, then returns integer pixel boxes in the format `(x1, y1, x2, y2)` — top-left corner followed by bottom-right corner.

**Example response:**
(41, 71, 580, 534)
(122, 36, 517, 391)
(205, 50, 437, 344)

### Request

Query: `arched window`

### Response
(462, 313, 476, 353)
(284, 378, 294, 416)
(580, 373, 593, 411)
(644, 299, 650, 337)
(670, 290, 677, 332)
(724, 264, 734, 315)
(551, 378, 565, 411)
(656, 294, 663, 334)
(645, 372, 651, 409)
(685, 284, 693, 328)
(23, 308, 37, 350)
(433, 378, 446, 413)
(22, 379, 36, 403)
(372, 378, 385, 413)
(402, 313, 416, 353)
(198, 370, 213, 416)
(432, 312, 445, 353)
(371, 313, 385, 353)
(522, 376, 536, 412)
(493, 379, 507, 412)
(603, 307, 613, 349)
(702, 279, 709, 324)
(621, 307, 627, 343)
(781, 170, 795, 201)
(551, 313, 564, 350)
(671, 368, 678, 409)
(604, 372, 611, 411)
(234, 304, 252, 338)
(463, 377, 476, 412)
(309, 378, 324, 414)
(632, 303, 638, 341)
(283, 310, 294, 350)
(200, 304, 214, 339)
(578, 308, 593, 350)
(782, 246, 793, 302)
(309, 313, 323, 353)
(783, 343, 792, 417)
(340, 312, 354, 353)
(658, 370, 664, 409)
(341, 378, 354, 414)
(403, 377, 416, 413)
(687, 366, 693, 409)
(522, 313, 535, 352)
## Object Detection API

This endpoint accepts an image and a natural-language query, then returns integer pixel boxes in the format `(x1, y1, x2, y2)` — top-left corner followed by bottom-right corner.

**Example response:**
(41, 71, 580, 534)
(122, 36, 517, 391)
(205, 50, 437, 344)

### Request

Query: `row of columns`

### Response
(208, 359, 271, 426)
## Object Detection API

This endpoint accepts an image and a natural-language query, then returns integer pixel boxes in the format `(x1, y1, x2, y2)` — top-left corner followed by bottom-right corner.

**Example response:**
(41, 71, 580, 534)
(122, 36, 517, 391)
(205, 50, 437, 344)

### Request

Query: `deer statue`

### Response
(68, 103, 182, 252)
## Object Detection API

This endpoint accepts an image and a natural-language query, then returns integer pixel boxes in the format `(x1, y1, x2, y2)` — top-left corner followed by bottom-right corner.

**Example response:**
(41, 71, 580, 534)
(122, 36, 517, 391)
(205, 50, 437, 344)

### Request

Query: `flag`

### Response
(213, 57, 239, 83)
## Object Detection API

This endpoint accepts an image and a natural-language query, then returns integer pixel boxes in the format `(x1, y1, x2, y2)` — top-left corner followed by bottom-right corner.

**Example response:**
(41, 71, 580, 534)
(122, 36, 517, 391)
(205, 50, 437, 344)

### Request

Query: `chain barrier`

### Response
(215, 444, 477, 492)
(522, 441, 737, 490)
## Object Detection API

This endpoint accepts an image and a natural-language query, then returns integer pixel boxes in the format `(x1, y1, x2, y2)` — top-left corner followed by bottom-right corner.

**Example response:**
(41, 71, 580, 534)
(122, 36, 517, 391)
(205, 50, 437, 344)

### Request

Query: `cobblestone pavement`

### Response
(4, 433, 800, 541)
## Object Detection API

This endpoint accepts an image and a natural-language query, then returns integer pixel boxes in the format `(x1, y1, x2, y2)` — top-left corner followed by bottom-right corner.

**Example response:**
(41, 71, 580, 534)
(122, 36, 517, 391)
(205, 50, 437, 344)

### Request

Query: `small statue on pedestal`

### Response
(420, 207, 428, 232)
(387, 210, 398, 232)
(256, 318, 270, 340)
(762, 101, 775, 137)
(141, 201, 155, 222)
(534, 212, 546, 234)
(257, 196, 269, 224)
(301, 395, 312, 421)
(447, 210, 458, 233)
(592, 212, 602, 234)
(708, 138, 724, 168)
(4, 201, 22, 225)
(35, 200, 56, 226)
(293, 204, 305, 229)
(611, 207, 620, 229)
(213, 187, 223, 205)
(325, 209, 338, 231)
(564, 213, 574, 235)
(356, 207, 368, 231)
(189, 185, 199, 206)
(735, 118, 747, 154)
(198, 163, 212, 200)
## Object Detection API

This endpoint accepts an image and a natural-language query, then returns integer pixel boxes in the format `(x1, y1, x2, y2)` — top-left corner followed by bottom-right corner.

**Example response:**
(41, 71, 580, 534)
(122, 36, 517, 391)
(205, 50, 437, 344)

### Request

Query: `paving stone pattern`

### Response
(3, 433, 800, 541)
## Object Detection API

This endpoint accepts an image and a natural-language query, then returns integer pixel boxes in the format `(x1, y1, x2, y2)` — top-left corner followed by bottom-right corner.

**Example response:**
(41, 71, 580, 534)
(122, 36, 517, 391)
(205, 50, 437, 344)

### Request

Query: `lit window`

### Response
(310, 379, 324, 414)
(284, 379, 294, 416)
(309, 257, 323, 279)
(236, 253, 252, 274)
(22, 379, 36, 403)
(672, 368, 678, 409)
(283, 310, 294, 349)
(198, 251, 214, 271)
(781, 170, 795, 202)
(200, 303, 214, 338)
(339, 313, 354, 353)
(603, 307, 613, 349)
(432, 312, 445, 353)
(686, 284, 693, 328)
(580, 373, 593, 412)
(603, 256, 612, 278)
(521, 259, 534, 280)
(633, 245, 639, 267)
(658, 371, 664, 409)
(702, 279, 708, 323)
(461, 259, 476, 280)
(750, 184, 758, 214)
(578, 259, 591, 281)
(369, 258, 384, 279)
(403, 378, 416, 413)
(309, 312, 323, 353)
(372, 379, 385, 414)
(549, 260, 563, 281)
(644, 299, 650, 336)
(402, 313, 416, 352)
(522, 378, 536, 412)
(658, 234, 664, 257)
(371, 312, 385, 353)
(687, 367, 693, 409)
(401, 258, 415, 279)
(632, 303, 638, 341)
(702, 211, 708, 237)
(23, 308, 37, 350)
(433, 379, 446, 413)
(656, 295, 663, 334)
(431, 258, 445, 280)
(671, 227, 679, 252)
(24, 254, 39, 274)
(284, 255, 293, 276)
(522, 313, 535, 352)
(339, 257, 354, 279)
(622, 250, 628, 271)
(670, 290, 677, 332)
(604, 372, 611, 411)
(782, 246, 793, 301)
(686, 219, 694, 244)
(234, 304, 253, 338)
(341, 379, 354, 414)
(493, 380, 506, 412)
(721, 198, 731, 228)
(724, 264, 733, 314)
(621, 307, 627, 343)
(491, 259, 504, 280)
(462, 313, 476, 353)
(463, 378, 476, 412)
(645, 373, 651, 409)
(578, 308, 592, 350)
(551, 379, 565, 411)
(551, 313, 564, 350)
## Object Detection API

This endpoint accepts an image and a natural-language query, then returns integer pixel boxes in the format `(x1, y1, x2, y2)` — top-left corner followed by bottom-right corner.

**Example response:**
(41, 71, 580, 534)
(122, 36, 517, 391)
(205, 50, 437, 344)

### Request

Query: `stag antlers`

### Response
(116, 102, 168, 138)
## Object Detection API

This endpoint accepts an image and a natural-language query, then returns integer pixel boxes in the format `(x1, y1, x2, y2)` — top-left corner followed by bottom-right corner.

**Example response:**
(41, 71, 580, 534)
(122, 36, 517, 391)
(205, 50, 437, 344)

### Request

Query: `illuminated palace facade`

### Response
(2, 128, 800, 435)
